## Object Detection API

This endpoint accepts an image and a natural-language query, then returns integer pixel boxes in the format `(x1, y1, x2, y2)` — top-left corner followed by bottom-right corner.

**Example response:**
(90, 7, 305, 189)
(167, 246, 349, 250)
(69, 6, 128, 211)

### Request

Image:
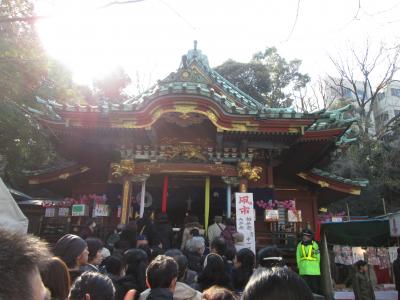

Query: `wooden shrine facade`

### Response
(27, 44, 367, 248)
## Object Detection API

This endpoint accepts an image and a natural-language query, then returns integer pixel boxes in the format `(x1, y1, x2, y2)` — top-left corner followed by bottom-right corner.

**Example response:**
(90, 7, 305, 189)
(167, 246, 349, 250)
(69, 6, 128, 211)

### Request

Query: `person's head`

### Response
(86, 219, 96, 229)
(190, 228, 200, 237)
(233, 232, 244, 244)
(242, 267, 313, 300)
(146, 255, 178, 291)
(0, 229, 51, 300)
(355, 260, 368, 273)
(257, 245, 284, 269)
(119, 222, 137, 249)
(211, 237, 227, 256)
(138, 244, 152, 260)
(151, 246, 165, 261)
(301, 229, 313, 243)
(225, 218, 235, 227)
(86, 238, 104, 266)
(185, 215, 200, 225)
(124, 248, 148, 276)
(173, 254, 189, 280)
(202, 285, 237, 300)
(235, 248, 255, 270)
(187, 236, 205, 255)
(69, 272, 115, 300)
(101, 255, 124, 277)
(40, 257, 71, 300)
(164, 249, 183, 257)
(54, 234, 88, 269)
(214, 216, 223, 224)
(198, 254, 229, 288)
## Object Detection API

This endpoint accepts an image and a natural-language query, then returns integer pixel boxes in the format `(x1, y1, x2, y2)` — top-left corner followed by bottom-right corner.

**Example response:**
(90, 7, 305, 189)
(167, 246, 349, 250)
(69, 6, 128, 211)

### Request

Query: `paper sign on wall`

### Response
(288, 210, 302, 222)
(58, 207, 69, 217)
(93, 204, 109, 217)
(389, 213, 400, 237)
(265, 209, 279, 222)
(45, 207, 56, 217)
(235, 193, 256, 254)
(71, 204, 89, 216)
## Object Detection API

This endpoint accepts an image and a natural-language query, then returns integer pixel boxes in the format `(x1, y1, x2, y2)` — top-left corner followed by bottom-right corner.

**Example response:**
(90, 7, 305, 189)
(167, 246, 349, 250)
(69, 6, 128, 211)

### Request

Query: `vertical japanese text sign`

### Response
(235, 193, 256, 254)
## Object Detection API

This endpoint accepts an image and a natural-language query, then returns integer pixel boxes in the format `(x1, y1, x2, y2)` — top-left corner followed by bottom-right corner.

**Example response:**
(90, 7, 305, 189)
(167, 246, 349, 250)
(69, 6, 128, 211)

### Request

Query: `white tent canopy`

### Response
(0, 178, 28, 233)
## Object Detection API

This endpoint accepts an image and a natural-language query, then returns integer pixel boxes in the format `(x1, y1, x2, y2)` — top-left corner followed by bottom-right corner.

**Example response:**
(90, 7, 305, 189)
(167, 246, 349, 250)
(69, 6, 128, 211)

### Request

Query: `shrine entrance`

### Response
(140, 174, 228, 228)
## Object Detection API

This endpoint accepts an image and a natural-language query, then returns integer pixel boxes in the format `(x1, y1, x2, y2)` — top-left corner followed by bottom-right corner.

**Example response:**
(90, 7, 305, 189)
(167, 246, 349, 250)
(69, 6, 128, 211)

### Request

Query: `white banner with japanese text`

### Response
(235, 193, 256, 254)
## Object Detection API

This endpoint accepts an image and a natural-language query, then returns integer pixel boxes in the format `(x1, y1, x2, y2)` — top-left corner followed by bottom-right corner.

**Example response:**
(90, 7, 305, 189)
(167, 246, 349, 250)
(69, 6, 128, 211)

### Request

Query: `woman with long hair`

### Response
(192, 253, 232, 292)
(232, 248, 255, 292)
(115, 249, 148, 300)
(40, 257, 71, 300)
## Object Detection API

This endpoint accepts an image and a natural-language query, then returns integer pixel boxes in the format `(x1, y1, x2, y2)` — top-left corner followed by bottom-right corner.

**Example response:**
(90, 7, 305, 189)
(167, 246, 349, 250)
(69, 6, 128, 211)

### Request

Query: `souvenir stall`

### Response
(321, 219, 398, 300)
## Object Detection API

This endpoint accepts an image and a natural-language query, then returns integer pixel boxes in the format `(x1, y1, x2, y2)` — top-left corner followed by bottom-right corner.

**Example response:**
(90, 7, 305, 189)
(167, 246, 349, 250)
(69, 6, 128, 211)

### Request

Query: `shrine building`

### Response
(25, 44, 367, 249)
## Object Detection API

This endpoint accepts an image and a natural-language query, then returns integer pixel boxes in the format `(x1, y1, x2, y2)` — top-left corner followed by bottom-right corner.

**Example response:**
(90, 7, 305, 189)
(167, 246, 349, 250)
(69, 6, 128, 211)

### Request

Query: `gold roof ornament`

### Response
(111, 159, 135, 178)
(237, 161, 262, 181)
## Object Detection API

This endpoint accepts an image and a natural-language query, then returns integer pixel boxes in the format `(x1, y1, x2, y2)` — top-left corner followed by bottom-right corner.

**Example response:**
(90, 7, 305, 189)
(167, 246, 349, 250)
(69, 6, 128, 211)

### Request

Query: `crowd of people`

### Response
(0, 212, 323, 300)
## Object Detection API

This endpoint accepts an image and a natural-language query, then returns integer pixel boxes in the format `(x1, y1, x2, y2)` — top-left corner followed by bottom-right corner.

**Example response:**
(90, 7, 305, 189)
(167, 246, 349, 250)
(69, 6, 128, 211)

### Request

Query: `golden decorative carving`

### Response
(288, 127, 300, 133)
(237, 161, 262, 181)
(122, 120, 137, 128)
(174, 104, 198, 119)
(168, 144, 208, 162)
(111, 159, 135, 178)
(205, 110, 218, 123)
(163, 112, 206, 127)
(317, 180, 330, 188)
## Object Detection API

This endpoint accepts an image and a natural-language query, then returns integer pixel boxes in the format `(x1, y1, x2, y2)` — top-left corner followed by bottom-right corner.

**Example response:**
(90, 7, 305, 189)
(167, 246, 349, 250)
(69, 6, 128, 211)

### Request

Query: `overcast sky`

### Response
(35, 0, 400, 91)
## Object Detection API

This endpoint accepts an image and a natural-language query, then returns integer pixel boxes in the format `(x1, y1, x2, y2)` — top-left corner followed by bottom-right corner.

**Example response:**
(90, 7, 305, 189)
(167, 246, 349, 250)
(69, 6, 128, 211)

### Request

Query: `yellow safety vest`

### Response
(300, 243, 318, 261)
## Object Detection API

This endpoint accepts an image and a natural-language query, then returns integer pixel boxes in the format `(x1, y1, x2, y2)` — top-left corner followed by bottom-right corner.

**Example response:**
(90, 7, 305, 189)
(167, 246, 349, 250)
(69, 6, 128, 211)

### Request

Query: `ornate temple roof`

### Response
(297, 168, 368, 195)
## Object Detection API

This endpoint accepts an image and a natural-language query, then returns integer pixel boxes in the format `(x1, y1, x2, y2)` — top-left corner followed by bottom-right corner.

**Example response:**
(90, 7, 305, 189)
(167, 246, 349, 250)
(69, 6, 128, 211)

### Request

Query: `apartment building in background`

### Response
(373, 80, 400, 134)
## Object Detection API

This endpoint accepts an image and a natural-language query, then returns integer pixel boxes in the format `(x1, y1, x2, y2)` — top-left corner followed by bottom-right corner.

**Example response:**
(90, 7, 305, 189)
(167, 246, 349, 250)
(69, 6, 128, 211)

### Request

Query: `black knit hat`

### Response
(54, 234, 87, 268)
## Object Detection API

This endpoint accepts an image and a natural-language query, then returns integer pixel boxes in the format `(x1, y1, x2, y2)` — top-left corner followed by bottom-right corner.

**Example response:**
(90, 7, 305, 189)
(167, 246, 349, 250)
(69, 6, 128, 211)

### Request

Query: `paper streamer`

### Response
(205, 176, 210, 232)
(139, 180, 146, 218)
(226, 184, 232, 218)
(162, 176, 168, 213)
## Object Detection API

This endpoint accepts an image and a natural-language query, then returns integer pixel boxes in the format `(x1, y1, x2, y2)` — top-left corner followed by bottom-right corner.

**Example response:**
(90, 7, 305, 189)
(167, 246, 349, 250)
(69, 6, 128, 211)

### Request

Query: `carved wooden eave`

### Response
(27, 164, 90, 185)
(297, 170, 368, 195)
(108, 162, 238, 183)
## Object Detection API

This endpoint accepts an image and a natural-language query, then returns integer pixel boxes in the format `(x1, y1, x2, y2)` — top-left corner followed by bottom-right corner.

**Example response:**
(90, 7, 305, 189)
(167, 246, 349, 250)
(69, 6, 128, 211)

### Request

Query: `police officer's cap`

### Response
(302, 229, 313, 236)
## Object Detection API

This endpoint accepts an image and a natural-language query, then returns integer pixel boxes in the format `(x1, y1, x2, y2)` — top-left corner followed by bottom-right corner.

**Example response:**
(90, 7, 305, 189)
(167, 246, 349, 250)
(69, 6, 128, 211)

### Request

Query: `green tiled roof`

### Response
(33, 46, 357, 131)
(311, 168, 368, 187)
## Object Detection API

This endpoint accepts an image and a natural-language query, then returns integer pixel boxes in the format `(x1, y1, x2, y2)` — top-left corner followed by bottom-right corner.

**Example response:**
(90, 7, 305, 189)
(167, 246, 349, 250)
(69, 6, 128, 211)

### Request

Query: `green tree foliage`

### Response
(329, 136, 400, 215)
(214, 47, 310, 108)
(0, 0, 47, 102)
(93, 66, 132, 104)
(36, 59, 94, 104)
(0, 0, 68, 185)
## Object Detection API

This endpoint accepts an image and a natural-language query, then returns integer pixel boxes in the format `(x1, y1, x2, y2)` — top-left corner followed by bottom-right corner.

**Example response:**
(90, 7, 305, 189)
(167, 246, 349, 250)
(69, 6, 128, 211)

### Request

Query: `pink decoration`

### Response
(256, 199, 296, 210)
(41, 194, 108, 208)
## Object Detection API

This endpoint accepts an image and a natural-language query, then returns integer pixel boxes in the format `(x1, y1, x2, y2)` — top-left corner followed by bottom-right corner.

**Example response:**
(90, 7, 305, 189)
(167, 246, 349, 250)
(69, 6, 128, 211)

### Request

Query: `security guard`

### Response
(296, 228, 321, 294)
